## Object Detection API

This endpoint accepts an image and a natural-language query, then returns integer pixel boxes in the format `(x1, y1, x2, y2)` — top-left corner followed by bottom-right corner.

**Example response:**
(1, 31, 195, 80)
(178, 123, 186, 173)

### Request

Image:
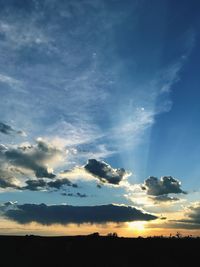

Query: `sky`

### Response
(0, 0, 200, 237)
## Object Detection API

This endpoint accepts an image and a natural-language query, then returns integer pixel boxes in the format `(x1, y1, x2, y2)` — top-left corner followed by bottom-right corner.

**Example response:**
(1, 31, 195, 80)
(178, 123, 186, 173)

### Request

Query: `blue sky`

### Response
(0, 0, 200, 236)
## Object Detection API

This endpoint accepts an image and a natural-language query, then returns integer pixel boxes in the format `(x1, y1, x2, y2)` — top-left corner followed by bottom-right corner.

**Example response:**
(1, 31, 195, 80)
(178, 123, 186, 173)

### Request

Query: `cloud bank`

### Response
(2, 203, 157, 225)
(152, 202, 200, 230)
(174, 202, 200, 228)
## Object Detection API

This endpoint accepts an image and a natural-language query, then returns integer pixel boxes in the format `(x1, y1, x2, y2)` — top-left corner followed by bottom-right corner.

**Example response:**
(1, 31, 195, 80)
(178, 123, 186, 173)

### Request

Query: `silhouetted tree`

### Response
(176, 232, 182, 238)
(107, 232, 118, 238)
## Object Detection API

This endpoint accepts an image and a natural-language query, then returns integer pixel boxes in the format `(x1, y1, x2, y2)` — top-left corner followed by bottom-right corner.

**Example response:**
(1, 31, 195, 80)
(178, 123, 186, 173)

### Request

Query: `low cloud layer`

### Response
(186, 202, 200, 224)
(84, 159, 129, 185)
(177, 202, 200, 226)
(142, 176, 186, 196)
(3, 203, 157, 225)
(155, 202, 200, 230)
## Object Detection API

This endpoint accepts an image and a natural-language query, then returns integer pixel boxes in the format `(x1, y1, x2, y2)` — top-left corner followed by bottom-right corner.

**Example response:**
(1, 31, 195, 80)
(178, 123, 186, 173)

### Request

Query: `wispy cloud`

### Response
(0, 122, 26, 136)
(0, 74, 23, 90)
(0, 0, 194, 166)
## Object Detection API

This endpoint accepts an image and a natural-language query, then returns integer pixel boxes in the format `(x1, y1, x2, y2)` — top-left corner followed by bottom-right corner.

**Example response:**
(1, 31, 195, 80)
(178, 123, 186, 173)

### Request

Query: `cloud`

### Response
(61, 192, 88, 198)
(108, 108, 155, 150)
(142, 176, 186, 196)
(22, 179, 47, 191)
(0, 157, 21, 189)
(175, 202, 200, 226)
(22, 178, 78, 191)
(1, 139, 60, 179)
(150, 195, 180, 203)
(47, 178, 77, 189)
(0, 74, 25, 93)
(0, 122, 26, 136)
(0, 175, 20, 189)
(0, 122, 14, 135)
(84, 159, 130, 185)
(151, 202, 200, 230)
(185, 202, 200, 224)
(76, 192, 87, 198)
(3, 203, 157, 225)
(0, 139, 67, 190)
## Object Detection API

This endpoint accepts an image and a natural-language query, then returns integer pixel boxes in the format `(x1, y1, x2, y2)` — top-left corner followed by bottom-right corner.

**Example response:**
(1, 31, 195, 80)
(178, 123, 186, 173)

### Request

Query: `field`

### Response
(0, 235, 199, 266)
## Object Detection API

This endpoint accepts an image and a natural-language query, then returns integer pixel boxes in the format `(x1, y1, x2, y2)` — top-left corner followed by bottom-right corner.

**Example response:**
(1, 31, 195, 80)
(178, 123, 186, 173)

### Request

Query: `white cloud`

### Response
(0, 20, 50, 49)
(0, 73, 25, 93)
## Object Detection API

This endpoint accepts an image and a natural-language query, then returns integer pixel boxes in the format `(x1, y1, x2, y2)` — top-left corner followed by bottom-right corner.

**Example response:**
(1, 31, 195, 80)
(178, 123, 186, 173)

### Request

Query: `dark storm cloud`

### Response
(1, 140, 58, 179)
(0, 122, 25, 136)
(23, 178, 78, 191)
(84, 159, 129, 185)
(142, 176, 186, 196)
(4, 203, 157, 225)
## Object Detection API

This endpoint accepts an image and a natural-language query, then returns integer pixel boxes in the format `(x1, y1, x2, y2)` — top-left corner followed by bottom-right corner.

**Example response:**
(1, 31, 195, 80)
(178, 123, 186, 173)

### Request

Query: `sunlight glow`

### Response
(128, 221, 146, 232)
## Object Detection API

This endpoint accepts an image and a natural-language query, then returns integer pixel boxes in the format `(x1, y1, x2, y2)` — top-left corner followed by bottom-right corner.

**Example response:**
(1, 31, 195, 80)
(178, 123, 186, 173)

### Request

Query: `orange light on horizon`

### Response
(127, 221, 146, 232)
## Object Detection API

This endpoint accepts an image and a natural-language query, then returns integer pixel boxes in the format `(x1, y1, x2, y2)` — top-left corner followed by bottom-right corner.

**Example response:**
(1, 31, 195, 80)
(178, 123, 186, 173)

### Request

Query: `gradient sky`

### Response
(0, 0, 200, 237)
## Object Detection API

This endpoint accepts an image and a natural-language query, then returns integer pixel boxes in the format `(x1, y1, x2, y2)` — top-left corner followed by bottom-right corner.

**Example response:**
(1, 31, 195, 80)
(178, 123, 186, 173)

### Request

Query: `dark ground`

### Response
(0, 234, 199, 266)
